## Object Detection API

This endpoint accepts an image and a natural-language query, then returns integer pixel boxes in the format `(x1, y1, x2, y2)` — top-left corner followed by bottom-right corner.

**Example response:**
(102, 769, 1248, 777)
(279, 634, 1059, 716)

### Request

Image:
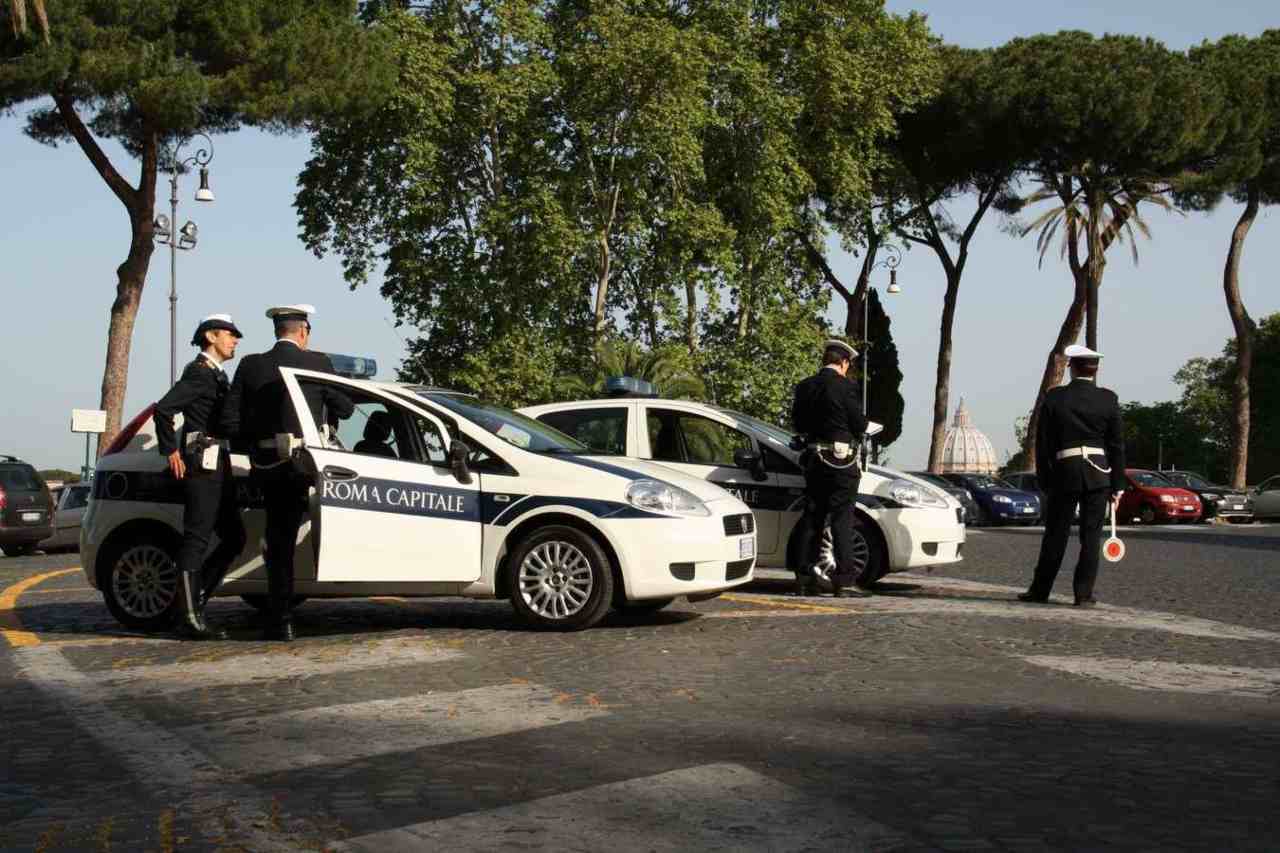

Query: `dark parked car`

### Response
(1157, 470, 1252, 524)
(1252, 475, 1280, 520)
(940, 473, 1041, 526)
(1002, 472, 1041, 498)
(0, 456, 54, 556)
(909, 471, 979, 524)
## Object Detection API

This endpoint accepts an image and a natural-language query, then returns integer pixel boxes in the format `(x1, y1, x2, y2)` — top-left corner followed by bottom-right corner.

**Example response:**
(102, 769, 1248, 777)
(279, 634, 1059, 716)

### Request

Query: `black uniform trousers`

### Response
(795, 458, 862, 584)
(1030, 487, 1109, 602)
(253, 463, 309, 618)
(178, 450, 247, 597)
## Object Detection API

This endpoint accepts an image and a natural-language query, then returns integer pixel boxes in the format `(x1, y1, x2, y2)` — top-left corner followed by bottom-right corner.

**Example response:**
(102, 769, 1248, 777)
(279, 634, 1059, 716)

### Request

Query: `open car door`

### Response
(279, 367, 482, 583)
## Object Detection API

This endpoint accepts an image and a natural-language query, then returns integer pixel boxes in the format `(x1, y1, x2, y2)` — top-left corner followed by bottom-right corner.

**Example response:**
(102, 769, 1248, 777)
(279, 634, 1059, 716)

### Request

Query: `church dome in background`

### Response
(940, 399, 998, 475)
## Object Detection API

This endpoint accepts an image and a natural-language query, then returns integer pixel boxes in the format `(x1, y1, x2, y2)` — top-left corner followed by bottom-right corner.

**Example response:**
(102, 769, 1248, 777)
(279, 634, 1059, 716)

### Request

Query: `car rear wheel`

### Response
(508, 525, 613, 631)
(1139, 505, 1157, 525)
(101, 536, 179, 631)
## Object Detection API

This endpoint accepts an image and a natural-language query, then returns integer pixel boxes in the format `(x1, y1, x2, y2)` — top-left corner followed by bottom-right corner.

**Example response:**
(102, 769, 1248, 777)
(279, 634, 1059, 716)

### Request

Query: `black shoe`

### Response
(836, 586, 871, 598)
(1017, 592, 1049, 604)
(263, 618, 295, 642)
(174, 571, 226, 640)
(1074, 598, 1098, 608)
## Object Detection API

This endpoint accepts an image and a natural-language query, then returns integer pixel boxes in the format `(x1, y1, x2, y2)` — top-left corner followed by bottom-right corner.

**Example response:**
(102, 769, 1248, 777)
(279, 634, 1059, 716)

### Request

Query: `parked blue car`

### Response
(940, 473, 1041, 526)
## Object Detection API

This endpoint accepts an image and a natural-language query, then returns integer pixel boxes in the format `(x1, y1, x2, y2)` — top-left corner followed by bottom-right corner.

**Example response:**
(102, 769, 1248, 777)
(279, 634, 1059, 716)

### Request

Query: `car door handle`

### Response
(323, 466, 359, 481)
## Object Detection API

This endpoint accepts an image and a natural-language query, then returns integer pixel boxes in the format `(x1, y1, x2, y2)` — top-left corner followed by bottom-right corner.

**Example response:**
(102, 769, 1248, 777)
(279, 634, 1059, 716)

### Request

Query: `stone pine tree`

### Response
(996, 32, 1222, 469)
(862, 286, 903, 460)
(887, 46, 1027, 473)
(1180, 32, 1280, 489)
(0, 1, 394, 452)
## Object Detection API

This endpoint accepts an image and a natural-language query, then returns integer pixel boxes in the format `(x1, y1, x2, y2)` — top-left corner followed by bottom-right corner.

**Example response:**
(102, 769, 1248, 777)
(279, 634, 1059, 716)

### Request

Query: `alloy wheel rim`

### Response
(519, 540, 593, 620)
(112, 544, 178, 619)
(820, 526, 871, 583)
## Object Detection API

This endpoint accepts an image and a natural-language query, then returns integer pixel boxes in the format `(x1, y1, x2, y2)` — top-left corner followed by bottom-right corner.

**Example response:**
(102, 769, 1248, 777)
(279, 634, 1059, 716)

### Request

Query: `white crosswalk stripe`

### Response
(176, 682, 608, 775)
(330, 763, 918, 853)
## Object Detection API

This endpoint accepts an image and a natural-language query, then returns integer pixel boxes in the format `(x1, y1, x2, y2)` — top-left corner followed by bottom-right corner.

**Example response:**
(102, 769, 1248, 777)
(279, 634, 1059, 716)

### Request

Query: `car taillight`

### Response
(0, 487, 6, 512)
(102, 404, 157, 457)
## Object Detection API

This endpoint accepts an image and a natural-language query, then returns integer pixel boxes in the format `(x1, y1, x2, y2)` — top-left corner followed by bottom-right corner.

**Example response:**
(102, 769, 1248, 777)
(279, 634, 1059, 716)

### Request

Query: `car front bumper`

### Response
(879, 506, 965, 570)
(606, 502, 756, 600)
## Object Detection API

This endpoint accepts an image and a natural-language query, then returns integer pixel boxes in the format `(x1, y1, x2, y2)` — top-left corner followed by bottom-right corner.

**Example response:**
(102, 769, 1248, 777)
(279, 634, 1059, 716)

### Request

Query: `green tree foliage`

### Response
(998, 32, 1223, 468)
(1120, 400, 1225, 482)
(1178, 32, 1280, 487)
(1, 0, 394, 452)
(298, 0, 934, 437)
(862, 286, 903, 455)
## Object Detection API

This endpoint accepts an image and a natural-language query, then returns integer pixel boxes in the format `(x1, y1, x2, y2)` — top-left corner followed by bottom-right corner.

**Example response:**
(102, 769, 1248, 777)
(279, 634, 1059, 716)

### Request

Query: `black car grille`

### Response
(726, 558, 753, 580)
(723, 513, 755, 536)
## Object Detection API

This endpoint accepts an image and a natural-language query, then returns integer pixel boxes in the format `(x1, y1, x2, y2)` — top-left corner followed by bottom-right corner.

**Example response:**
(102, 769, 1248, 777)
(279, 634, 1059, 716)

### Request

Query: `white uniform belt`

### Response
(1056, 446, 1105, 460)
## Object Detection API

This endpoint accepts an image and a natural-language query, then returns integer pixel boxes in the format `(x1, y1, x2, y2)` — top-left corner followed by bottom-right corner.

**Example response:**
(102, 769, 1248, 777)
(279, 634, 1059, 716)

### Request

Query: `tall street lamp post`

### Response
(861, 244, 903, 416)
(153, 134, 215, 385)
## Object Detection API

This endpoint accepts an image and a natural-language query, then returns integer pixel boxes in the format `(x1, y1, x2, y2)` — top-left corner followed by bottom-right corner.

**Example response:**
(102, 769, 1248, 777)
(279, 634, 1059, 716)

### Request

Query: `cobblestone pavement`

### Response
(1, 527, 1277, 852)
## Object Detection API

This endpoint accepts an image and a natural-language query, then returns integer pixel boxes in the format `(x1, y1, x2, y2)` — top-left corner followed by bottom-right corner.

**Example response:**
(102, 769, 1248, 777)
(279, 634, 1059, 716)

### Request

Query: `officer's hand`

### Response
(168, 451, 186, 481)
(1112, 491, 1124, 506)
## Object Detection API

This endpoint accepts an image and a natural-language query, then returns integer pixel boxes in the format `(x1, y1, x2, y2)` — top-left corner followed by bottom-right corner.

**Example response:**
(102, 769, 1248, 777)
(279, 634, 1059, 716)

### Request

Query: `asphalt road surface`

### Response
(2, 524, 1277, 852)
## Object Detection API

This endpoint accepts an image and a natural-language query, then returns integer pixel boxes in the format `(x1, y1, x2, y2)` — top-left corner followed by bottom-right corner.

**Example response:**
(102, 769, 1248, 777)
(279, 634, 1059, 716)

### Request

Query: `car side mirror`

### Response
(733, 448, 768, 482)
(449, 440, 473, 485)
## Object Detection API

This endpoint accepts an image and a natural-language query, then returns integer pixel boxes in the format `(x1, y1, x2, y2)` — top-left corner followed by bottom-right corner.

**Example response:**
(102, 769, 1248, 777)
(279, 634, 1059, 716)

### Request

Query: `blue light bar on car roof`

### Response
(605, 375, 657, 397)
(323, 353, 378, 379)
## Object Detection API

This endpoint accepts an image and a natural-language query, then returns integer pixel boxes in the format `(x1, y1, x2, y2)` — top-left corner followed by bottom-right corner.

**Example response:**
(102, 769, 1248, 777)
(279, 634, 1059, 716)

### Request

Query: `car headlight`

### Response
(887, 479, 948, 508)
(1202, 493, 1220, 501)
(965, 490, 974, 500)
(992, 494, 1013, 504)
(1160, 494, 1177, 503)
(625, 480, 710, 517)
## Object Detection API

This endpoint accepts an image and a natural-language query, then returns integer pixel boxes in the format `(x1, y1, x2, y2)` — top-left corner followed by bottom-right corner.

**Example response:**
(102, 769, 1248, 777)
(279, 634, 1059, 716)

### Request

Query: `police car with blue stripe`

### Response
(80, 365, 756, 631)
(520, 382, 965, 584)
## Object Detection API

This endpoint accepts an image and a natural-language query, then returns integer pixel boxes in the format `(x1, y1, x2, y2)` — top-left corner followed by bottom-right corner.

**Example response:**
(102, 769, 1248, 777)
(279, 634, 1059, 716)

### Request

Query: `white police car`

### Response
(80, 369, 756, 631)
(518, 396, 965, 582)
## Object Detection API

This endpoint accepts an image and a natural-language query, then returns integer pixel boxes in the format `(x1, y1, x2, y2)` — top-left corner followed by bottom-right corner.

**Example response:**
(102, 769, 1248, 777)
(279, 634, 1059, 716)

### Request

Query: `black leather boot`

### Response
(263, 614, 295, 642)
(174, 571, 227, 641)
(793, 575, 818, 597)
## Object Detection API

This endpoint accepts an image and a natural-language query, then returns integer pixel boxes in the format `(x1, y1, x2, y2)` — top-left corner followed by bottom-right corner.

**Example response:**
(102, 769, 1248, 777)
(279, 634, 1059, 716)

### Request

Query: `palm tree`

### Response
(559, 337, 708, 400)
(1013, 170, 1171, 466)
(8, 0, 49, 42)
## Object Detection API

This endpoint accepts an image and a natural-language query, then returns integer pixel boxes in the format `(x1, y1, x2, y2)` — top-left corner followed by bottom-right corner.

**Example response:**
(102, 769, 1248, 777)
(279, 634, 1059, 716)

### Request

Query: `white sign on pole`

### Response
(71, 409, 108, 434)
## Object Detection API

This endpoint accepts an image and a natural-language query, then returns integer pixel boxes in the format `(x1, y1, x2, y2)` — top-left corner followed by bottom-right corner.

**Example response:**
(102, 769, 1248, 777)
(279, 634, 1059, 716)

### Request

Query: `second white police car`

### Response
(80, 369, 756, 631)
(519, 394, 966, 582)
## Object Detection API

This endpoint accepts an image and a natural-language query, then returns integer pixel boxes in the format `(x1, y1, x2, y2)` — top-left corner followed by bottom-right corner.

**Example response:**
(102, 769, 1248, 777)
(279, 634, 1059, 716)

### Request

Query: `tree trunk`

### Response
(1223, 185, 1259, 489)
(592, 231, 610, 342)
(1021, 275, 1087, 468)
(927, 268, 961, 473)
(1085, 192, 1105, 350)
(99, 222, 156, 454)
(684, 278, 698, 353)
(736, 258, 754, 340)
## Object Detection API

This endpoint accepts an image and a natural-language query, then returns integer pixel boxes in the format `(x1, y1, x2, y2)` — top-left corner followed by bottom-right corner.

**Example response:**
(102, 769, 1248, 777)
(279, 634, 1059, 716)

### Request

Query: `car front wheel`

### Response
(100, 536, 180, 631)
(1139, 505, 1158, 525)
(508, 525, 613, 631)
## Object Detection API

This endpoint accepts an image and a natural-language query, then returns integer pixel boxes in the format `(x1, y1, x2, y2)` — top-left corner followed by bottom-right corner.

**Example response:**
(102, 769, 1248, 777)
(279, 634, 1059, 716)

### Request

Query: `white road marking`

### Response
(329, 763, 918, 853)
(738, 573, 1280, 643)
(176, 683, 609, 776)
(88, 636, 464, 697)
(1022, 655, 1280, 698)
(14, 645, 310, 852)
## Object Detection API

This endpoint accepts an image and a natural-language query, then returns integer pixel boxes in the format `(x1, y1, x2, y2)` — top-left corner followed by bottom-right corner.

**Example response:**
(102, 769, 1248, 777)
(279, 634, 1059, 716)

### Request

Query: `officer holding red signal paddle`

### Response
(1020, 344, 1127, 608)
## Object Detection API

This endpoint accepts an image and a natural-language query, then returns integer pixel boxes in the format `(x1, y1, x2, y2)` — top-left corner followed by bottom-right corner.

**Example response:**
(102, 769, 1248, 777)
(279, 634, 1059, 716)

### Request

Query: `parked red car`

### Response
(1118, 469, 1202, 524)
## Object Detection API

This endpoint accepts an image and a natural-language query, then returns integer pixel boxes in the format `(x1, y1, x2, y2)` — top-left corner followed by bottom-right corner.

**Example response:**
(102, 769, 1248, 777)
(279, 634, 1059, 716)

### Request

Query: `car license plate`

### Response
(1183, 506, 1195, 512)
(739, 537, 755, 559)
(1022, 506, 1036, 513)
(22, 511, 41, 522)
(1233, 504, 1244, 510)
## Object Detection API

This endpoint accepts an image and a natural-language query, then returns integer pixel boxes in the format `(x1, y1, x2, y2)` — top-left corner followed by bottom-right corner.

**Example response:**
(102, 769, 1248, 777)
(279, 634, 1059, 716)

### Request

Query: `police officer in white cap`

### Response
(1020, 344, 1126, 608)
(221, 305, 354, 640)
(154, 314, 248, 640)
(790, 338, 871, 597)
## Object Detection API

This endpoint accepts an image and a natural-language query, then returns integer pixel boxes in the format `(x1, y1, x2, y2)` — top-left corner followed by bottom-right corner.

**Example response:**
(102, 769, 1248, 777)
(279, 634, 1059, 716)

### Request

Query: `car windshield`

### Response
(1131, 471, 1174, 488)
(911, 473, 951, 488)
(0, 466, 43, 490)
(962, 475, 1008, 490)
(414, 391, 591, 454)
(714, 407, 795, 447)
(1176, 473, 1213, 489)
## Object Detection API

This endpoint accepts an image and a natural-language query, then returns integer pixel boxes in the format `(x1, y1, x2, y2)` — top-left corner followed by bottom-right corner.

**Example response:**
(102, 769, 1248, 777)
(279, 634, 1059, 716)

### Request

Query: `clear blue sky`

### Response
(2, 1, 1276, 472)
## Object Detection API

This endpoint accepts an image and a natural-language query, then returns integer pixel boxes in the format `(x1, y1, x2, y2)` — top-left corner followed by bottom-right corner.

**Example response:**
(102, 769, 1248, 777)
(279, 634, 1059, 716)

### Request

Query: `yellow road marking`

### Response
(719, 593, 844, 614)
(0, 568, 81, 648)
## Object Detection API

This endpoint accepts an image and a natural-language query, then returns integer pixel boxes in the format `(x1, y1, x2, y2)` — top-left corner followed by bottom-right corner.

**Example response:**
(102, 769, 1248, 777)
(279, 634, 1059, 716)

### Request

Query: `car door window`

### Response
(64, 487, 90, 510)
(537, 408, 627, 455)
(647, 409, 752, 467)
(299, 379, 448, 468)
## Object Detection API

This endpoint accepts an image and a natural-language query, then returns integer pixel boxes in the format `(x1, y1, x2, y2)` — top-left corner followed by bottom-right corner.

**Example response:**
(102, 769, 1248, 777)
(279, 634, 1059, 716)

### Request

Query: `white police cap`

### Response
(265, 304, 316, 323)
(190, 313, 242, 346)
(824, 338, 859, 360)
(1064, 343, 1103, 360)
